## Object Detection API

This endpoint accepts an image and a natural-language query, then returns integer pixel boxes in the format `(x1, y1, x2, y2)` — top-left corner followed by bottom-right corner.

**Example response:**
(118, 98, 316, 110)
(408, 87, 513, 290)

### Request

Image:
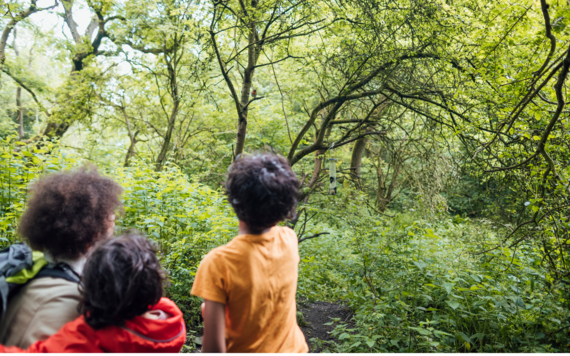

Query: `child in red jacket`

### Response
(0, 234, 186, 353)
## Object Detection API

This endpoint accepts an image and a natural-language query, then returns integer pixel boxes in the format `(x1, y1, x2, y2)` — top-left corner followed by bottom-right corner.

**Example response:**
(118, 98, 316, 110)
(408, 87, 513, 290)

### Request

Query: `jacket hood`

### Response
(96, 297, 186, 353)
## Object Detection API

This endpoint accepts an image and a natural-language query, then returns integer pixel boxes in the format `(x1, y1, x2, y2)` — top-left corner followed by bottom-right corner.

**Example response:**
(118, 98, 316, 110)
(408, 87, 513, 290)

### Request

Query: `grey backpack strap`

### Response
(35, 263, 80, 284)
(0, 243, 34, 324)
(0, 277, 8, 319)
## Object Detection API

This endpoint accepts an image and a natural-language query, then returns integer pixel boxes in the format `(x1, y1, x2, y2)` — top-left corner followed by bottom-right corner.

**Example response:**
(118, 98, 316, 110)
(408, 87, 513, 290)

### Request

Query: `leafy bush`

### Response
(2, 137, 569, 351)
(115, 161, 237, 326)
(0, 136, 79, 244)
(297, 189, 570, 352)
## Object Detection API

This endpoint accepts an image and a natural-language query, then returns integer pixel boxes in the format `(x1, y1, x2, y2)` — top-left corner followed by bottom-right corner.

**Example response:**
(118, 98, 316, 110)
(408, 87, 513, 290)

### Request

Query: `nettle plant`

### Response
(115, 161, 237, 326)
(330, 218, 567, 352)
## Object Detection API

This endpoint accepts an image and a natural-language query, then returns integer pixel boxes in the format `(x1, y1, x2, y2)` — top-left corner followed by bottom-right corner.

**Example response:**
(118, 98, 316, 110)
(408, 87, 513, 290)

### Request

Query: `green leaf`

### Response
(413, 260, 427, 270)
(349, 341, 361, 349)
(442, 282, 454, 294)
(446, 300, 462, 310)
(409, 327, 430, 335)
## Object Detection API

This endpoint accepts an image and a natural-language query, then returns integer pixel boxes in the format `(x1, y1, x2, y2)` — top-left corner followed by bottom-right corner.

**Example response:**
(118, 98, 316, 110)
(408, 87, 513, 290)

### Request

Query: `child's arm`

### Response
(202, 299, 226, 353)
(0, 338, 61, 352)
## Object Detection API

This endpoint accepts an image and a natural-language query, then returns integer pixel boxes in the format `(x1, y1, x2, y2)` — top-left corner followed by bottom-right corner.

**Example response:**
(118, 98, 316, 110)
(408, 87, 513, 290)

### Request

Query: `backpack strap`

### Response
(34, 263, 81, 284)
(0, 243, 34, 321)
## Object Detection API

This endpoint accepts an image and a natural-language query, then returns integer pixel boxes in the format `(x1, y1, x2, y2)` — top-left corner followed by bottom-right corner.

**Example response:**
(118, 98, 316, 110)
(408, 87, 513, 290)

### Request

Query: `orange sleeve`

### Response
(190, 250, 228, 304)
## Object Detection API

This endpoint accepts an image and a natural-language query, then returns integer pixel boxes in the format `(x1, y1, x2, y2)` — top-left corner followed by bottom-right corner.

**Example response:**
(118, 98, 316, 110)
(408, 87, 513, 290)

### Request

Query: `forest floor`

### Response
(298, 301, 353, 352)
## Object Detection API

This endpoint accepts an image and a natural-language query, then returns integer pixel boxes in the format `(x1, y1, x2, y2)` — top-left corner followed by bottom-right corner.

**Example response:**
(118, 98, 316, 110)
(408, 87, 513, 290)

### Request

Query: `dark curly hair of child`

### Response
(225, 153, 299, 233)
(18, 166, 123, 260)
(80, 234, 166, 329)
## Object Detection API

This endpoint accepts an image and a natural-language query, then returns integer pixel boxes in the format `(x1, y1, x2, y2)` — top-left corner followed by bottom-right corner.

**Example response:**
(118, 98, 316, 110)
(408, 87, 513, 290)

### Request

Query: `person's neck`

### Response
(44, 251, 87, 276)
(238, 220, 273, 235)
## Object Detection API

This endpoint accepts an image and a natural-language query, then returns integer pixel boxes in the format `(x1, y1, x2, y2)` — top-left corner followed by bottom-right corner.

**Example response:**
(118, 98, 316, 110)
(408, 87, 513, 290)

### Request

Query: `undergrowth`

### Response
(297, 189, 570, 352)
(1, 137, 569, 352)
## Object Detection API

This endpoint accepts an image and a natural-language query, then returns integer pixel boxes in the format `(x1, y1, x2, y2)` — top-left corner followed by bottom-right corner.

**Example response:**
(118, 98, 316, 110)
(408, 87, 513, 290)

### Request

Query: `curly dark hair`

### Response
(225, 153, 299, 233)
(18, 166, 123, 260)
(80, 233, 166, 330)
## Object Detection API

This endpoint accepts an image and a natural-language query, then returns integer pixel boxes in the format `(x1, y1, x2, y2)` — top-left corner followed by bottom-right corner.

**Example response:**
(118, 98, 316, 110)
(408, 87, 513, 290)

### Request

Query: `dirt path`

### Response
(298, 301, 353, 352)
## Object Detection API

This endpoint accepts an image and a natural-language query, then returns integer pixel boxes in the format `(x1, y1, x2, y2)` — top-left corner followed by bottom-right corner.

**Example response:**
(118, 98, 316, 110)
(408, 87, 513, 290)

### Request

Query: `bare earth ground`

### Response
(184, 301, 352, 353)
(298, 301, 353, 353)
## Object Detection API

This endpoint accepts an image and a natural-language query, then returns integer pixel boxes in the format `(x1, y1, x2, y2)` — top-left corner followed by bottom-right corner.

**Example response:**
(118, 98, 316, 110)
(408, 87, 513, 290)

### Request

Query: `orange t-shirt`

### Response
(190, 226, 308, 353)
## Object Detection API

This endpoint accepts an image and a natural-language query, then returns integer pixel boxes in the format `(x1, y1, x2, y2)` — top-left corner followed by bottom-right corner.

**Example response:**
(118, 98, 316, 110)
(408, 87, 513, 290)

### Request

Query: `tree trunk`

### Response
(234, 17, 258, 158)
(155, 57, 180, 171)
(350, 136, 367, 188)
(16, 87, 23, 138)
(124, 131, 139, 167)
(235, 111, 248, 158)
(375, 150, 404, 212)
(155, 104, 179, 171)
(300, 148, 325, 203)
(299, 124, 333, 203)
(0, 22, 13, 71)
(13, 29, 24, 139)
(42, 1, 106, 139)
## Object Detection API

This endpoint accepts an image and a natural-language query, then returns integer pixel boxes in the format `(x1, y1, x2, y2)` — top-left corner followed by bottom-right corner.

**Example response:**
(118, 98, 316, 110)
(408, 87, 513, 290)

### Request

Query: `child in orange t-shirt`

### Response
(191, 153, 308, 353)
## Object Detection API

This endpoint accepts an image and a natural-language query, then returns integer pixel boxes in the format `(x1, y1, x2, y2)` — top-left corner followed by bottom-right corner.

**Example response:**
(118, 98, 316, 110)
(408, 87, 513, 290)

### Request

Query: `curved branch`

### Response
(1, 67, 49, 115)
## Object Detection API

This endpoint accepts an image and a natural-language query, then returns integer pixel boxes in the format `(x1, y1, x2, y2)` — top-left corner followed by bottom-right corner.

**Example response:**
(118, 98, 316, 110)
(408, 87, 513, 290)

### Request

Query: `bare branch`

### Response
(299, 232, 330, 244)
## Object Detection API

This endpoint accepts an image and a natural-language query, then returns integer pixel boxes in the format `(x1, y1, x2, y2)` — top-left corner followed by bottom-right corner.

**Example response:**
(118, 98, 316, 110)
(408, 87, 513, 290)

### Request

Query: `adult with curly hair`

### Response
(0, 166, 122, 349)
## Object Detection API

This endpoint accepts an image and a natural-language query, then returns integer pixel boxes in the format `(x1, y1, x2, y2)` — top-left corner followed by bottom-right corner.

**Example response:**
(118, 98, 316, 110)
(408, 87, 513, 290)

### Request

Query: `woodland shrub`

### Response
(296, 188, 570, 352)
(0, 137, 237, 326)
(2, 137, 569, 352)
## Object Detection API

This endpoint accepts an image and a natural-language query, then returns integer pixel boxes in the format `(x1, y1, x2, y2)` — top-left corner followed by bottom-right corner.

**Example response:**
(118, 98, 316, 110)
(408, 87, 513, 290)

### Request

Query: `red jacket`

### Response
(0, 298, 186, 353)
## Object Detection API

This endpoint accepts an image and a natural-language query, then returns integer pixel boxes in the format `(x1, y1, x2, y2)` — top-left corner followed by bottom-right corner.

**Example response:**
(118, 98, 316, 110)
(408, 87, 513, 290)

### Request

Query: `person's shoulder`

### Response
(203, 244, 228, 259)
(199, 243, 233, 268)
(276, 225, 298, 242)
(20, 277, 81, 301)
(40, 316, 101, 352)
(205, 235, 250, 257)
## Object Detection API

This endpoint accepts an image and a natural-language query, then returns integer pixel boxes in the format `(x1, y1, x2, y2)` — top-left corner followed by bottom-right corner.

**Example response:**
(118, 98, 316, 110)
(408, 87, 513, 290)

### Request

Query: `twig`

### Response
(299, 232, 330, 243)
(365, 200, 395, 217)
(269, 55, 292, 144)
(242, 95, 265, 111)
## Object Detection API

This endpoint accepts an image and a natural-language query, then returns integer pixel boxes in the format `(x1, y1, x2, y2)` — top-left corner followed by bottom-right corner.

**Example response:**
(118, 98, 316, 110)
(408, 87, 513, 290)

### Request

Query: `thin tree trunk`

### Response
(234, 9, 258, 158)
(124, 131, 139, 167)
(13, 29, 24, 139)
(351, 136, 367, 188)
(155, 104, 179, 171)
(300, 124, 333, 203)
(155, 57, 180, 171)
(16, 87, 23, 138)
(301, 148, 325, 203)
